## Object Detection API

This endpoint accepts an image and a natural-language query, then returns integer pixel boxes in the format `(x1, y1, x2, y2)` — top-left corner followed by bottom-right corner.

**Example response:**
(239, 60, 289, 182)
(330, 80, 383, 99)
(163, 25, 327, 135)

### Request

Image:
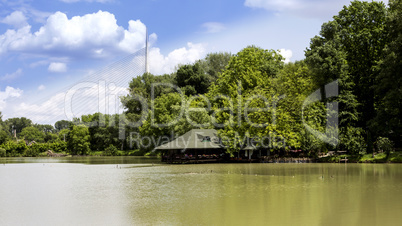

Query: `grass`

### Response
(317, 151, 402, 163)
(358, 153, 387, 163)
(388, 152, 402, 163)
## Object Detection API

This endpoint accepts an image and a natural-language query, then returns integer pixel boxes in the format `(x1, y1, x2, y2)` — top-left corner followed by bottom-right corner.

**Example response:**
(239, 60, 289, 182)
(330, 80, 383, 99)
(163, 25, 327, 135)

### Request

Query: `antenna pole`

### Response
(145, 27, 149, 74)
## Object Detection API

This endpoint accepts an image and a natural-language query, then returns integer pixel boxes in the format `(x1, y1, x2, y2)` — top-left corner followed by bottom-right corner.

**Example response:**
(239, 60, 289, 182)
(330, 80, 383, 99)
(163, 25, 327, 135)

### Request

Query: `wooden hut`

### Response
(155, 129, 226, 163)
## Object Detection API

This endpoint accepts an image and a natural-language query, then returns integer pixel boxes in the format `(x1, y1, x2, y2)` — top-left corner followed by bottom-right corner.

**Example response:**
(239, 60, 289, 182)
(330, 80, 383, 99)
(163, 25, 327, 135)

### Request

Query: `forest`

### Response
(0, 0, 400, 162)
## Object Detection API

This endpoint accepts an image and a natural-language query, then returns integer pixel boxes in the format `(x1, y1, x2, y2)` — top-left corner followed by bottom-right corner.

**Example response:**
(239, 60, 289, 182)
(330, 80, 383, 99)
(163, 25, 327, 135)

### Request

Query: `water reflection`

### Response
(0, 159, 401, 225)
(0, 156, 159, 165)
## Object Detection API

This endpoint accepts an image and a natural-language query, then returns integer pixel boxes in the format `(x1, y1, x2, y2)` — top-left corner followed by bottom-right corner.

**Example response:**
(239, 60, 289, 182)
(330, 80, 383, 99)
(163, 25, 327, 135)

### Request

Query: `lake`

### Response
(1, 157, 401, 225)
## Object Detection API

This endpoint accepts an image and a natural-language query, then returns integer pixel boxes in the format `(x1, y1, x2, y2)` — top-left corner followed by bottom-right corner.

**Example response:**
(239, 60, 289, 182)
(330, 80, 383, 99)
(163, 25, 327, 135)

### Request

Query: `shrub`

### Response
(104, 144, 118, 156)
(24, 148, 39, 157)
(0, 148, 6, 157)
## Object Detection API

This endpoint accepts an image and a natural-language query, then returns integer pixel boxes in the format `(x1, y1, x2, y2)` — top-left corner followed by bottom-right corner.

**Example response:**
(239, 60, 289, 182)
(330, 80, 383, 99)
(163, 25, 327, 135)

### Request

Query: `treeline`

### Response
(0, 0, 400, 158)
(124, 0, 400, 156)
(0, 113, 143, 157)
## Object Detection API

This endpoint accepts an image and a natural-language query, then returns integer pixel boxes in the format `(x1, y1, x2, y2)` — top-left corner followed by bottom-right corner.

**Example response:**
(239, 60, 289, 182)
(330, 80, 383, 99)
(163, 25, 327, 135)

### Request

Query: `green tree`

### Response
(208, 46, 287, 154)
(55, 120, 72, 131)
(122, 72, 175, 127)
(1, 140, 27, 157)
(104, 144, 118, 156)
(334, 1, 388, 130)
(175, 62, 210, 95)
(0, 147, 5, 157)
(20, 126, 45, 143)
(67, 125, 91, 155)
(199, 52, 232, 83)
(58, 129, 70, 142)
(0, 130, 8, 145)
(80, 113, 123, 151)
(138, 92, 211, 151)
(305, 0, 388, 152)
(371, 0, 402, 147)
(4, 117, 32, 135)
(44, 133, 58, 143)
(34, 124, 54, 133)
(375, 137, 394, 158)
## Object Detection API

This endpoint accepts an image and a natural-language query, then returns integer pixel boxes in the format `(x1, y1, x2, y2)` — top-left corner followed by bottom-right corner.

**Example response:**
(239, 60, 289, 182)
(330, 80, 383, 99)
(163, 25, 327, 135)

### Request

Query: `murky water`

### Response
(1, 157, 401, 225)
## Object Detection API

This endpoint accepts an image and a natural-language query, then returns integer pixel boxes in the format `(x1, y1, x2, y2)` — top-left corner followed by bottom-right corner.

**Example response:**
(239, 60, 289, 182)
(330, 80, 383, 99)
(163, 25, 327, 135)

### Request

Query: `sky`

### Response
(0, 0, 389, 125)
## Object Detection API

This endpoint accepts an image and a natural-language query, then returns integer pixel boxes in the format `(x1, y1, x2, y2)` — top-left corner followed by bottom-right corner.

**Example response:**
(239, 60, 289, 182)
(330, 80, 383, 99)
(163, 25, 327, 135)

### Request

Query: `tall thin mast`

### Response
(145, 27, 149, 74)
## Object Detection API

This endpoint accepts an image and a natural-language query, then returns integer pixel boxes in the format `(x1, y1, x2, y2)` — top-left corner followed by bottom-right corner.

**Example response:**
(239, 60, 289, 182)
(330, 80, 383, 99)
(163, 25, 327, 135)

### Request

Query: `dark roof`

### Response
(154, 129, 222, 150)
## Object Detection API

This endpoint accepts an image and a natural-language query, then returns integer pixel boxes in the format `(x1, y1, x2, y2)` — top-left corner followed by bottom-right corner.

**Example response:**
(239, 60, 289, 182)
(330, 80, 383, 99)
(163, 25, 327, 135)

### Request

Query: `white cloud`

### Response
(202, 22, 226, 34)
(0, 10, 155, 59)
(29, 60, 49, 68)
(278, 49, 292, 63)
(118, 19, 147, 53)
(7, 82, 129, 124)
(0, 68, 23, 81)
(1, 32, 206, 124)
(148, 42, 206, 75)
(0, 86, 23, 111)
(1, 41, 207, 123)
(48, 62, 67, 73)
(1, 11, 28, 28)
(14, 92, 67, 124)
(245, 0, 300, 11)
(38, 85, 46, 91)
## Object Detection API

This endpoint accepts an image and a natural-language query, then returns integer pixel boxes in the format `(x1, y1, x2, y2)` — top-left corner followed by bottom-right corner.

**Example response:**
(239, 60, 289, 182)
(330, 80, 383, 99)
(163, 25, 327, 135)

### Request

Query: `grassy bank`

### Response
(317, 152, 402, 163)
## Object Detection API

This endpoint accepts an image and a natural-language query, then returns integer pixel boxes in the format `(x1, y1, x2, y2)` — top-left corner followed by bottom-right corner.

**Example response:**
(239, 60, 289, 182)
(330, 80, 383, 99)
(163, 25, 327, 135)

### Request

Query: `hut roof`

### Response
(154, 129, 222, 150)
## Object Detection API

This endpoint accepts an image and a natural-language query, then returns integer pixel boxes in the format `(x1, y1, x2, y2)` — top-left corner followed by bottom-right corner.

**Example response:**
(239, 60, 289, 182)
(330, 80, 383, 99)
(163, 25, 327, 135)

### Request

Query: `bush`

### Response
(1, 141, 27, 157)
(51, 141, 67, 153)
(24, 148, 39, 157)
(0, 148, 6, 157)
(389, 153, 402, 163)
(375, 137, 394, 157)
(104, 144, 118, 156)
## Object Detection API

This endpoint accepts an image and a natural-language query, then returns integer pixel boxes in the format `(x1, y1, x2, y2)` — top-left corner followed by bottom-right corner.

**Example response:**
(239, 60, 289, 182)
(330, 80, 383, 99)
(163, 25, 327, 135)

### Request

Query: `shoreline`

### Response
(1, 152, 401, 164)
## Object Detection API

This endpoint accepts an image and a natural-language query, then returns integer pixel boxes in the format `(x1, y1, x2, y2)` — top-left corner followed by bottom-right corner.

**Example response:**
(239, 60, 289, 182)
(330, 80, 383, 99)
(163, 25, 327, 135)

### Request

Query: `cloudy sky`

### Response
(0, 0, 389, 125)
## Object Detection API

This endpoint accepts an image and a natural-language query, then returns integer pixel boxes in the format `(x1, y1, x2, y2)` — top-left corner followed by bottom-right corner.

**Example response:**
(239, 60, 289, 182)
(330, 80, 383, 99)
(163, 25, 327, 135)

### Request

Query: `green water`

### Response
(0, 157, 401, 225)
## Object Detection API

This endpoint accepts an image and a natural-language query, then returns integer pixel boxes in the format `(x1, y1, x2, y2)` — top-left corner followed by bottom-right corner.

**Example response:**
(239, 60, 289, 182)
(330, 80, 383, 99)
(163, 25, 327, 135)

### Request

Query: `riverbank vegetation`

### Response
(0, 0, 400, 161)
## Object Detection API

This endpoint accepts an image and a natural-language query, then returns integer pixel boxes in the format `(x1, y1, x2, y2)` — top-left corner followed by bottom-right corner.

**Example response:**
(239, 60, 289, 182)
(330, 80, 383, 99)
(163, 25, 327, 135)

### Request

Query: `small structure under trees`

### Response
(156, 129, 227, 163)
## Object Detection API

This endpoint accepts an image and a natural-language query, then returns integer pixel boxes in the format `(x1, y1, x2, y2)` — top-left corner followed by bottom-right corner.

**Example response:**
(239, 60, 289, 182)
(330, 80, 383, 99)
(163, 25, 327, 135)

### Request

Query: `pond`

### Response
(1, 157, 401, 225)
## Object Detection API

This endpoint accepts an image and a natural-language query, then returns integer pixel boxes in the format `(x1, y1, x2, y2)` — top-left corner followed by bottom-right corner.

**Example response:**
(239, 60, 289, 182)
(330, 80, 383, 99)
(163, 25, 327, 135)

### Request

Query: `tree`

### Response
(334, 1, 388, 125)
(371, 0, 402, 147)
(138, 92, 211, 151)
(58, 129, 70, 142)
(34, 124, 54, 133)
(208, 46, 287, 154)
(199, 52, 232, 83)
(1, 140, 27, 157)
(67, 125, 91, 155)
(375, 137, 394, 158)
(305, 0, 388, 152)
(55, 120, 72, 131)
(44, 133, 58, 143)
(273, 61, 328, 154)
(122, 72, 175, 125)
(175, 62, 210, 95)
(80, 113, 122, 151)
(104, 144, 118, 156)
(4, 117, 32, 135)
(20, 126, 46, 143)
(0, 130, 8, 145)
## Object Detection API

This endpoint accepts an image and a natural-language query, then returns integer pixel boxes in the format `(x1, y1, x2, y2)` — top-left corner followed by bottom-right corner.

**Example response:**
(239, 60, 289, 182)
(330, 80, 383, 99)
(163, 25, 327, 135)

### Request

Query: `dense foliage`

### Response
(0, 0, 400, 158)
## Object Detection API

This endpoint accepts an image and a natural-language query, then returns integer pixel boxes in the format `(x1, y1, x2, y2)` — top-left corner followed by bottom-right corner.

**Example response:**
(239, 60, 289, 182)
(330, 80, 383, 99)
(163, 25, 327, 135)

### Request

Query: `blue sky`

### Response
(0, 0, 389, 125)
